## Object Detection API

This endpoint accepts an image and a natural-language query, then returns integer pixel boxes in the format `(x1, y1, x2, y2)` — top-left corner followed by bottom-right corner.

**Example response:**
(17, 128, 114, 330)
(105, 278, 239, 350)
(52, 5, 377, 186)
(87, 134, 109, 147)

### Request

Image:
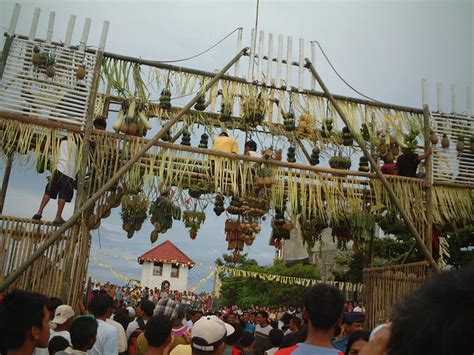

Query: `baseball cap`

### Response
(192, 315, 235, 352)
(52, 305, 75, 325)
(126, 306, 136, 318)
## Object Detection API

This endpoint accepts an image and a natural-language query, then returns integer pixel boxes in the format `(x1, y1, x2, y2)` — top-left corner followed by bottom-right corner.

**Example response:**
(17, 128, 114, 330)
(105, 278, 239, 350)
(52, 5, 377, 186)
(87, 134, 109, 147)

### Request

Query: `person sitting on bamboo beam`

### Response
(212, 131, 239, 154)
(32, 133, 80, 225)
(395, 147, 431, 178)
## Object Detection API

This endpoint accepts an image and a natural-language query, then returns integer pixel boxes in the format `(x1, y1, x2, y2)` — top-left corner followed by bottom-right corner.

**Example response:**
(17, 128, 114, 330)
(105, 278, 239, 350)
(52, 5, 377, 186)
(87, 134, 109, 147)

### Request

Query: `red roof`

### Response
(138, 240, 195, 268)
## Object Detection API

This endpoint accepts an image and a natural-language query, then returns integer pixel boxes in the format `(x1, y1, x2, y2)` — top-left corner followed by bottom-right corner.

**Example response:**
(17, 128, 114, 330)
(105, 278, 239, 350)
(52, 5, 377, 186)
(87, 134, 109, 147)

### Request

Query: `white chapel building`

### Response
(138, 240, 195, 291)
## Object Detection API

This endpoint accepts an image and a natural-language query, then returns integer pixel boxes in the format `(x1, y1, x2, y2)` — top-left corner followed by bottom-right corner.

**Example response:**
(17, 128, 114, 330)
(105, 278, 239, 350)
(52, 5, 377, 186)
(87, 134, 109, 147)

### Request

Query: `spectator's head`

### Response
(219, 132, 229, 137)
(70, 316, 98, 351)
(0, 290, 50, 351)
(227, 313, 237, 323)
(154, 298, 179, 321)
(343, 312, 365, 335)
(48, 335, 69, 354)
(173, 304, 187, 326)
(93, 118, 107, 131)
(345, 330, 370, 355)
(289, 317, 301, 332)
(244, 140, 257, 153)
(388, 264, 474, 355)
(88, 294, 113, 318)
(238, 331, 254, 349)
(47, 297, 63, 321)
(52, 305, 75, 330)
(304, 284, 344, 331)
(126, 306, 136, 319)
(256, 311, 269, 326)
(192, 310, 203, 323)
(192, 315, 235, 355)
(224, 322, 243, 346)
(145, 315, 172, 349)
(140, 300, 155, 318)
(269, 328, 284, 348)
(114, 309, 131, 332)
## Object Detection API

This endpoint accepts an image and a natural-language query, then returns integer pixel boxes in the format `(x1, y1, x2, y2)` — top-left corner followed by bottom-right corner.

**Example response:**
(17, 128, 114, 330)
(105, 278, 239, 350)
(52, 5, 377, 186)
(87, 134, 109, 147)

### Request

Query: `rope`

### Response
(311, 40, 382, 103)
(155, 27, 242, 63)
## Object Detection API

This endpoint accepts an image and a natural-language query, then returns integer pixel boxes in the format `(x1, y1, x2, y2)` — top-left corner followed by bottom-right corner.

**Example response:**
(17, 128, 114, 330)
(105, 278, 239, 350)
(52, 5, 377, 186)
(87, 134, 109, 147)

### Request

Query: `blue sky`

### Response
(1, 0, 472, 290)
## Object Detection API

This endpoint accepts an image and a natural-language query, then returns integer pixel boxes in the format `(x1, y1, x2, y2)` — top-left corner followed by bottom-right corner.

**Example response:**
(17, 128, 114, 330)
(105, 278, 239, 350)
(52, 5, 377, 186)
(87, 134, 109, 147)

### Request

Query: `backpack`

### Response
(127, 318, 146, 355)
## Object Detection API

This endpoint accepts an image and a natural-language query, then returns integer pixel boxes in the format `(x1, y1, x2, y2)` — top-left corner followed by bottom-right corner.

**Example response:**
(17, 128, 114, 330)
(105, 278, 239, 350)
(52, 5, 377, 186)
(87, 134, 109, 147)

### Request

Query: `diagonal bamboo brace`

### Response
(304, 58, 441, 274)
(0, 48, 249, 293)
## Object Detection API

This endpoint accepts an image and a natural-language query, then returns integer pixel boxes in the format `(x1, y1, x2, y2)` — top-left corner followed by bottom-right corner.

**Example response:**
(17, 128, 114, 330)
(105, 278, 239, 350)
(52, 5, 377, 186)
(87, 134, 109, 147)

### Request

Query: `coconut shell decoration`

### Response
(456, 136, 465, 153)
(76, 65, 86, 80)
(441, 134, 450, 149)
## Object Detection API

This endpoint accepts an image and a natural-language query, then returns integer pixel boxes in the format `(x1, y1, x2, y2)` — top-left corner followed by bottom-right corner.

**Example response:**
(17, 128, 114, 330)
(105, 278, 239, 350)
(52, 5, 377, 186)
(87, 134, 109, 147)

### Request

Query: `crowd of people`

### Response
(89, 281, 214, 313)
(0, 264, 472, 354)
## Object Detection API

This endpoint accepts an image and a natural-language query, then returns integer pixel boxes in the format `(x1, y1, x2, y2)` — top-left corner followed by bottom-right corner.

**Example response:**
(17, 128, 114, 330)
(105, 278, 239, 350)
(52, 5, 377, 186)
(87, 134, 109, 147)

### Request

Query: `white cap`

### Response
(52, 305, 75, 325)
(126, 306, 136, 318)
(192, 315, 235, 352)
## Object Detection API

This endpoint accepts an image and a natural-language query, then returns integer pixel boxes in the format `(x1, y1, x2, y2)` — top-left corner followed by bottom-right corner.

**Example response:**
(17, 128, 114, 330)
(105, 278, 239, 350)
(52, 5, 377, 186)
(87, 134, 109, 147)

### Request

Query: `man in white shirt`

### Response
(106, 315, 127, 353)
(33, 134, 79, 225)
(353, 299, 366, 313)
(88, 294, 119, 355)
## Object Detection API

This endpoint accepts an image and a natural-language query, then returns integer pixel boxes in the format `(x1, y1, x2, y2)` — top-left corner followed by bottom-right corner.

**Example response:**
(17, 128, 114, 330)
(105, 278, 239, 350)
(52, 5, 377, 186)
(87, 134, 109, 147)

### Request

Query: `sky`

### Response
(0, 0, 472, 291)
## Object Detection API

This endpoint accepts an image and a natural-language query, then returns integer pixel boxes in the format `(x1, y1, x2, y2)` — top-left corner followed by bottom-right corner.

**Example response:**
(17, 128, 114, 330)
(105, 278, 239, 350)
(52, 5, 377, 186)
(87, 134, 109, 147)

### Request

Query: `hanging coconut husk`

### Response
(441, 134, 450, 149)
(456, 136, 464, 153)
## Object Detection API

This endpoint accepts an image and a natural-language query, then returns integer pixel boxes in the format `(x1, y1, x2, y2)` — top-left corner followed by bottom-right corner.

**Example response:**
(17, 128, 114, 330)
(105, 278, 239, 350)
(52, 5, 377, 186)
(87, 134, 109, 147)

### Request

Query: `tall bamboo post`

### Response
(305, 58, 441, 274)
(0, 48, 248, 293)
(423, 105, 433, 255)
(0, 155, 13, 214)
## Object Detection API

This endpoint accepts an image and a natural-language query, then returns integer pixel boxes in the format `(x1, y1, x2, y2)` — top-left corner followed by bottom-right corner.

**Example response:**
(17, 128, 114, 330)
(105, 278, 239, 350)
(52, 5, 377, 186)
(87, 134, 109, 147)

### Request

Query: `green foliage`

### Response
(215, 254, 321, 308)
(443, 224, 474, 269)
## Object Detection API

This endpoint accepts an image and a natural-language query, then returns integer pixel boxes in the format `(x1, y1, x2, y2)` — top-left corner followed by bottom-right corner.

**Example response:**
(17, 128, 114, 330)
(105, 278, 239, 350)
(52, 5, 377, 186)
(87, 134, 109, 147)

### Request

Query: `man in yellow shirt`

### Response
(212, 132, 239, 154)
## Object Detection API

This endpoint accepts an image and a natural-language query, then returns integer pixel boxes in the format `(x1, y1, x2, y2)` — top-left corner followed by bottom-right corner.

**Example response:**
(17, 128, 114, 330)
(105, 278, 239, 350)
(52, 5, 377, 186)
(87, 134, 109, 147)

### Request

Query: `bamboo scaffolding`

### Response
(0, 48, 249, 293)
(305, 58, 441, 274)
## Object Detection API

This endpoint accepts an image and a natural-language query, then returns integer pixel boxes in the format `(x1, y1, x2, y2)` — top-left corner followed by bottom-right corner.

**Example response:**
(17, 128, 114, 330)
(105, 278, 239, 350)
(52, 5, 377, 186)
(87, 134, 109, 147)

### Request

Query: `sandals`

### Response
(53, 218, 66, 226)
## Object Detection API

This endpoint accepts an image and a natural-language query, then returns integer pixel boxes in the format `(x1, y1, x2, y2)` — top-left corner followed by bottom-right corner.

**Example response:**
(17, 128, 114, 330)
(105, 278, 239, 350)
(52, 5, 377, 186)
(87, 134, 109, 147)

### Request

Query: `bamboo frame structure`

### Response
(363, 261, 430, 329)
(0, 48, 248, 293)
(305, 58, 441, 274)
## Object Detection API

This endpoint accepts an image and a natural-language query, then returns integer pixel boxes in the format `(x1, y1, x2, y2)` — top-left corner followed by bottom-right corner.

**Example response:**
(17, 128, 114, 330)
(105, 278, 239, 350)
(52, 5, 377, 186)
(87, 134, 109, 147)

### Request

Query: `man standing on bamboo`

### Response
(33, 133, 80, 225)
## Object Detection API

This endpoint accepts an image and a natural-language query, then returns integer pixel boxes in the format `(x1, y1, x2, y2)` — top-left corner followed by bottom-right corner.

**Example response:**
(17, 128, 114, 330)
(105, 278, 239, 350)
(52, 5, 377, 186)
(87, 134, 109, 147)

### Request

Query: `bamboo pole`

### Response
(423, 105, 433, 255)
(2, 110, 473, 190)
(0, 48, 248, 293)
(0, 154, 13, 214)
(305, 58, 441, 274)
(75, 50, 104, 210)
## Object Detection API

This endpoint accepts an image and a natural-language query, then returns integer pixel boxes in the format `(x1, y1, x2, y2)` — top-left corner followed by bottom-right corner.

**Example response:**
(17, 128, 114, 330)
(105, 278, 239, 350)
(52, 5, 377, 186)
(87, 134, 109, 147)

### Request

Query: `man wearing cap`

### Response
(170, 315, 235, 355)
(331, 312, 365, 352)
(34, 305, 75, 355)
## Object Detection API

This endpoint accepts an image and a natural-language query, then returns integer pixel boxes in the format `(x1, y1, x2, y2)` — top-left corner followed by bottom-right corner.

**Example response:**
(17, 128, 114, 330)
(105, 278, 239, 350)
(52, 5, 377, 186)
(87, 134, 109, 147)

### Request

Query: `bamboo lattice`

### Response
(363, 261, 430, 330)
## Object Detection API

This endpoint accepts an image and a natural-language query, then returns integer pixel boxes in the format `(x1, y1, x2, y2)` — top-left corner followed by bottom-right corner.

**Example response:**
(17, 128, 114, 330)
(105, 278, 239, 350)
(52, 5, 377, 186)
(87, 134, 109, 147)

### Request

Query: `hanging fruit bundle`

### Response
(227, 196, 245, 215)
(255, 167, 275, 188)
(283, 111, 296, 132)
(297, 112, 316, 138)
(341, 126, 353, 146)
(213, 194, 225, 216)
(121, 193, 149, 239)
(183, 210, 206, 240)
(149, 190, 181, 242)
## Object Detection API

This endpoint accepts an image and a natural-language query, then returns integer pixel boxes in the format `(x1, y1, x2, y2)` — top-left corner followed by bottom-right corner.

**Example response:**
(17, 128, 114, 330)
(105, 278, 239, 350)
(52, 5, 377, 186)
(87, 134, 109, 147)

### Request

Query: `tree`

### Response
(215, 254, 321, 308)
